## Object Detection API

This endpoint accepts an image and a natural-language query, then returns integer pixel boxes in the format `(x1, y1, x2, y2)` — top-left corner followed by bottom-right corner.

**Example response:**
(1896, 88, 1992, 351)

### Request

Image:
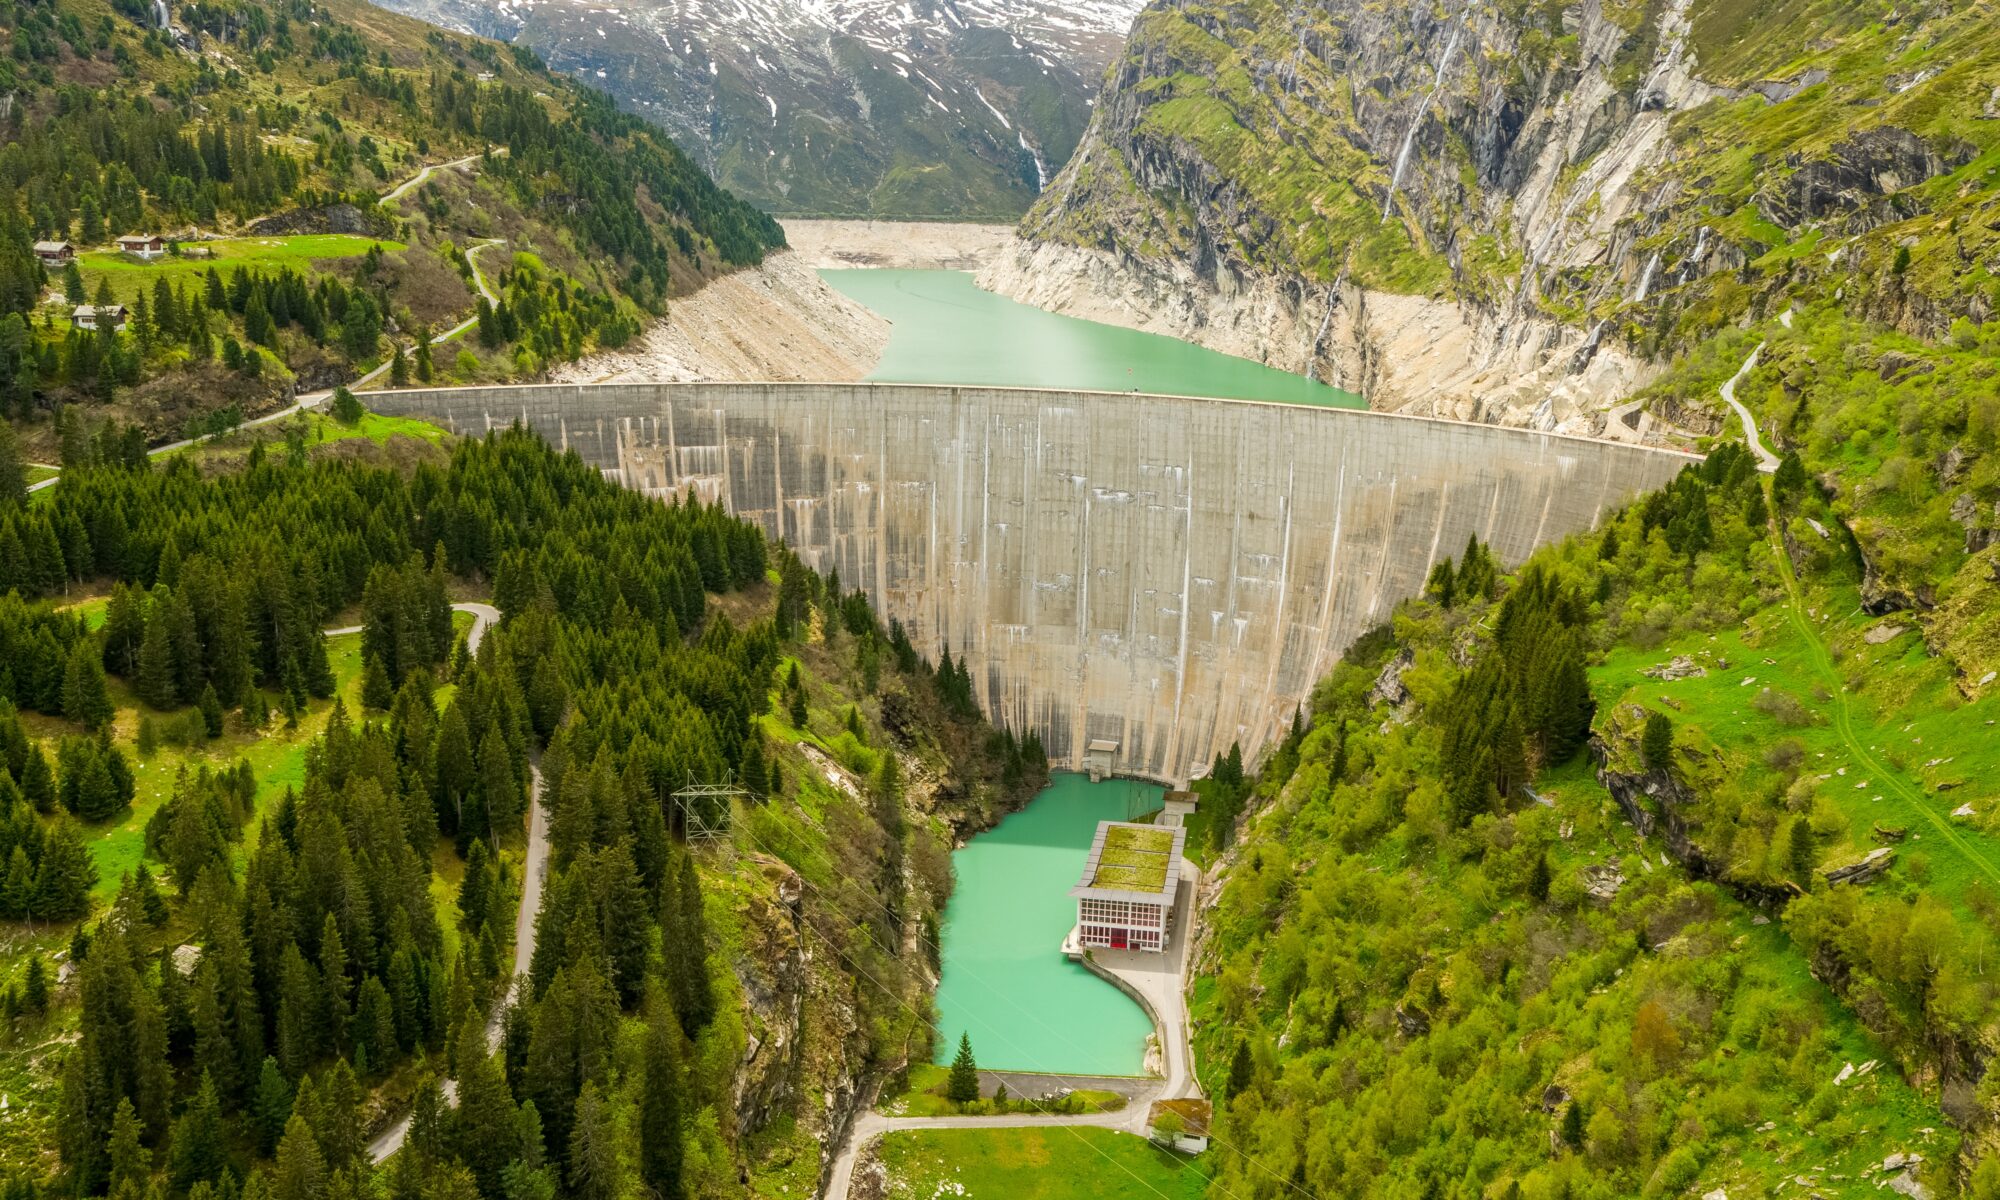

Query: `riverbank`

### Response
(547, 249, 889, 384)
(783, 219, 1014, 271)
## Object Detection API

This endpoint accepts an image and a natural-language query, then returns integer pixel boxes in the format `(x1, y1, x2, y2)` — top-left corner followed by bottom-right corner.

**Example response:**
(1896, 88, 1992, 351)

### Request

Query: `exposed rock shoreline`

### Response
(978, 236, 1660, 435)
(550, 248, 890, 385)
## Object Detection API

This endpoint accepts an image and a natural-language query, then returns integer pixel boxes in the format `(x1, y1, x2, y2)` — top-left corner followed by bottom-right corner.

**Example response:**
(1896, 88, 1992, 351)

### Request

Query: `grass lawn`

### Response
(874, 1127, 1210, 1200)
(169, 409, 452, 470)
(70, 235, 402, 305)
(1593, 567, 2000, 912)
(881, 1064, 1128, 1118)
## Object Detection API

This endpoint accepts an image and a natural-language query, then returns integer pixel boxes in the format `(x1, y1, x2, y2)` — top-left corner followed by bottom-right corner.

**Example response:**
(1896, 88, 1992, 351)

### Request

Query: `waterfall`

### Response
(1019, 132, 1050, 193)
(1570, 320, 1609, 373)
(1381, 8, 1467, 221)
(1680, 225, 1710, 284)
(1631, 252, 1661, 304)
(152, 0, 169, 29)
(1305, 288, 1338, 383)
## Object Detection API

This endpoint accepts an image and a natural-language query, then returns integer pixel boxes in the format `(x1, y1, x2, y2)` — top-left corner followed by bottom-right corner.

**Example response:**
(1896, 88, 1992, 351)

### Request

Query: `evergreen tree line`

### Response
(1439, 558, 1596, 824)
(474, 255, 641, 375)
(426, 74, 783, 310)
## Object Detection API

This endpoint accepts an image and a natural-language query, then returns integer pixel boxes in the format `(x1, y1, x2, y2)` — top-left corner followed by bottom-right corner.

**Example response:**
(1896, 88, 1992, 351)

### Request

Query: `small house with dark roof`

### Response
(1147, 1098, 1211, 1153)
(71, 304, 127, 331)
(116, 233, 166, 259)
(34, 240, 74, 266)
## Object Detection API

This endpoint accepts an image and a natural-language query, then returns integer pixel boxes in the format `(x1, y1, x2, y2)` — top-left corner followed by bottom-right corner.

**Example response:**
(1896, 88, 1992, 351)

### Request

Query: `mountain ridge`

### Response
(374, 0, 1147, 219)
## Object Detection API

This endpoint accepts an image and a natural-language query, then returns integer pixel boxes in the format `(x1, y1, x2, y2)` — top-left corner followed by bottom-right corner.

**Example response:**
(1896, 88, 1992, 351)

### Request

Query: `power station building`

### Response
(1070, 821, 1186, 953)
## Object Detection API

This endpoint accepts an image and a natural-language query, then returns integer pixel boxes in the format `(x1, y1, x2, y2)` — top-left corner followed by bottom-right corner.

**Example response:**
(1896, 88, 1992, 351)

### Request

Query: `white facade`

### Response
(1070, 820, 1186, 955)
(1078, 894, 1168, 952)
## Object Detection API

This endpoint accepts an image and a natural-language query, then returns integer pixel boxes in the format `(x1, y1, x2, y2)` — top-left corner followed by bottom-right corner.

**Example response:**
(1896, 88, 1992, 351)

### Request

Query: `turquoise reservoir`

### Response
(931, 773, 1163, 1076)
(821, 268, 1364, 409)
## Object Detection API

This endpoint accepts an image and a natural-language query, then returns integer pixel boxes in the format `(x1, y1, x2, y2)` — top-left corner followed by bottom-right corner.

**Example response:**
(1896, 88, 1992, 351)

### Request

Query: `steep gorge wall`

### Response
(369, 383, 1694, 783)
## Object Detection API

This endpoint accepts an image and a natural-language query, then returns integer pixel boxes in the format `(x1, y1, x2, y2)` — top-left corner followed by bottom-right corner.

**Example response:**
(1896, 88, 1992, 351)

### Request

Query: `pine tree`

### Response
(661, 850, 714, 1035)
(330, 386, 363, 425)
(568, 1081, 622, 1200)
(198, 682, 224, 738)
(252, 1057, 294, 1155)
(638, 986, 687, 1200)
(107, 1097, 151, 1197)
(23, 955, 48, 1014)
(168, 1072, 227, 1195)
(946, 1032, 980, 1104)
(452, 1005, 520, 1196)
(272, 1114, 328, 1200)
(1641, 710, 1674, 772)
(135, 606, 177, 710)
(62, 638, 114, 731)
(1226, 1039, 1253, 1098)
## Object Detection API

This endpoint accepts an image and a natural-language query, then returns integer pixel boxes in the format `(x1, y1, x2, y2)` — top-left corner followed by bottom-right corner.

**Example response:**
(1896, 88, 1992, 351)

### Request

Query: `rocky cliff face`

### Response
(985, 0, 1998, 431)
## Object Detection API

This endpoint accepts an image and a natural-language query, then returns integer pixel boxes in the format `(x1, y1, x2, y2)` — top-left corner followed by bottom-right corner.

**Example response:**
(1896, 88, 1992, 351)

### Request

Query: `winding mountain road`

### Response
(1717, 312, 1793, 474)
(380, 150, 493, 206)
(354, 603, 551, 1165)
(341, 238, 505, 394)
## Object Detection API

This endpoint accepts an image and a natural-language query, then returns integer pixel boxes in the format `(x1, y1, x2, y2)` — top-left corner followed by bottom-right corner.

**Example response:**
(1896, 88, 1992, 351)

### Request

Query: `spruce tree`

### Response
(946, 1032, 980, 1104)
(1641, 710, 1674, 772)
(135, 607, 177, 710)
(661, 851, 714, 1036)
(198, 682, 224, 738)
(62, 638, 114, 731)
(639, 986, 687, 1200)
(330, 386, 363, 425)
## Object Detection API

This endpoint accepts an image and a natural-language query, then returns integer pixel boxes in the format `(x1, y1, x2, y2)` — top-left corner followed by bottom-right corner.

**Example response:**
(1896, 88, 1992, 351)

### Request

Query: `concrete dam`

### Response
(367, 383, 1697, 785)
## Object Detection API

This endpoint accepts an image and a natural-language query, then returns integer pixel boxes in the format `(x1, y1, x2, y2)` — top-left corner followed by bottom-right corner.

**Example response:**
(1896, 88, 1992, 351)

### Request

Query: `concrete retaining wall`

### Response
(366, 383, 1697, 784)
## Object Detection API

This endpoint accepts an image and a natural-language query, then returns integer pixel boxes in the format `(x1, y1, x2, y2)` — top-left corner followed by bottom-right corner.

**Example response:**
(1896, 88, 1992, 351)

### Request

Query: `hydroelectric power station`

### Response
(366, 383, 1697, 784)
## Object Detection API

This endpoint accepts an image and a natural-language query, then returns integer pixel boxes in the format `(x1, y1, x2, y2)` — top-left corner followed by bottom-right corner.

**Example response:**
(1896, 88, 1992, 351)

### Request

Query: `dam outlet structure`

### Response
(366, 383, 1697, 785)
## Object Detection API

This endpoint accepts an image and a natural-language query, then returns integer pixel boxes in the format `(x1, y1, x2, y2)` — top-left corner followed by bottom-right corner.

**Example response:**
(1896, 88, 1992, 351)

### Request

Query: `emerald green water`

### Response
(931, 773, 1162, 1077)
(821, 269, 1365, 408)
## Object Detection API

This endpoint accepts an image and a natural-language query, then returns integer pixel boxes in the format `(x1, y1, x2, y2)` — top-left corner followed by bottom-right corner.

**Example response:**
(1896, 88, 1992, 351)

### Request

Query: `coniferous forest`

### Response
(0, 422, 1046, 1200)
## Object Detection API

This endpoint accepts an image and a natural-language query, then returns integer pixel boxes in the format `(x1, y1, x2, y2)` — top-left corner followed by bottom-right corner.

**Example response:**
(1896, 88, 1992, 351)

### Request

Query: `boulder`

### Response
(1864, 623, 1911, 645)
(1643, 654, 1707, 680)
(1368, 646, 1415, 711)
(1582, 862, 1624, 901)
(1825, 847, 1894, 885)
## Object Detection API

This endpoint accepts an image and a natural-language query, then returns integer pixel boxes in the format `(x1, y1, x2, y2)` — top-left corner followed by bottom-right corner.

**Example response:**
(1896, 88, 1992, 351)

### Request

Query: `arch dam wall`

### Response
(366, 383, 1697, 786)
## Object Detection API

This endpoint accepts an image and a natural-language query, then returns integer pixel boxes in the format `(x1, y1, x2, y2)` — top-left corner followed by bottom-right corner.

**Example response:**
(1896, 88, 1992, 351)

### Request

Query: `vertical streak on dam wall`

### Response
(368, 384, 1697, 785)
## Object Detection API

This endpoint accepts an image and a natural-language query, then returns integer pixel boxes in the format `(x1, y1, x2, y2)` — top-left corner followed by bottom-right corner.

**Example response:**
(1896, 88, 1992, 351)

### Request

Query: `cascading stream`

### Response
(1381, 7, 1468, 221)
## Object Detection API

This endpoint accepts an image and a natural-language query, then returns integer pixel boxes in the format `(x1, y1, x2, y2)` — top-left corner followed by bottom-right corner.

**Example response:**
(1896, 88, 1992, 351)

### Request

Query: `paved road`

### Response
(380, 151, 486, 205)
(1718, 333, 1781, 474)
(324, 602, 498, 649)
(361, 602, 543, 1166)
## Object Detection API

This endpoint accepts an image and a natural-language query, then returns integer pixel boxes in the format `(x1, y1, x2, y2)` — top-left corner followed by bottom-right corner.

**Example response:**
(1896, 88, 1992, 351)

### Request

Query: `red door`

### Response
(1111, 930, 1127, 949)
